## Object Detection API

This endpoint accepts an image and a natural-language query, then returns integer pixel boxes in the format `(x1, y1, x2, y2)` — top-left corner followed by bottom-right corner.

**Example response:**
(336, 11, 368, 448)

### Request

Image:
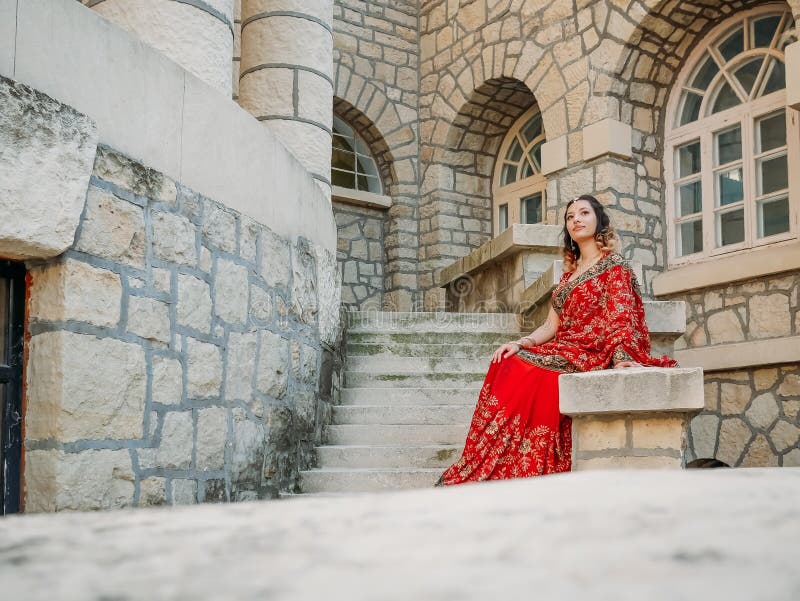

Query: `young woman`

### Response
(437, 195, 677, 485)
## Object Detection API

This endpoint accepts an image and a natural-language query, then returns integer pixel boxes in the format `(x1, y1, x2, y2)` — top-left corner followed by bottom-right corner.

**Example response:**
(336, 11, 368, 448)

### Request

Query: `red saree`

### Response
(437, 253, 677, 486)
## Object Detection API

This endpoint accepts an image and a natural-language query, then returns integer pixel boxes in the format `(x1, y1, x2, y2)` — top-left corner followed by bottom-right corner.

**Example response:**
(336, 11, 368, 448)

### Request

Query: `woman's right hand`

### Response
(491, 343, 521, 363)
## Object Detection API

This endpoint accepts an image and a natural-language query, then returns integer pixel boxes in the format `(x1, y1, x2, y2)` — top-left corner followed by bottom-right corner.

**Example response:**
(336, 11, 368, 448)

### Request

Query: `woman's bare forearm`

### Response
(513, 306, 560, 348)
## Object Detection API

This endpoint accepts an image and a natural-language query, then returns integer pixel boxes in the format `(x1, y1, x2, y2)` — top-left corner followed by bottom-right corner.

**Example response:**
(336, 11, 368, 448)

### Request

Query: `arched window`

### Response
(665, 6, 798, 264)
(332, 115, 382, 195)
(492, 106, 547, 236)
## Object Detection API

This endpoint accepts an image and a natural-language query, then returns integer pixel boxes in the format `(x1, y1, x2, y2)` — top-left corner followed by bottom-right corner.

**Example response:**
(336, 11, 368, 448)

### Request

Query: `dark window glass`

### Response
(718, 27, 744, 62)
(753, 16, 781, 48)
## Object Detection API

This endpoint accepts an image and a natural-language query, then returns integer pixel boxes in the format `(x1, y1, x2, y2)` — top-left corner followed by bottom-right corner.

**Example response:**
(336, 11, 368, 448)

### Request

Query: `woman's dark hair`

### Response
(561, 194, 618, 271)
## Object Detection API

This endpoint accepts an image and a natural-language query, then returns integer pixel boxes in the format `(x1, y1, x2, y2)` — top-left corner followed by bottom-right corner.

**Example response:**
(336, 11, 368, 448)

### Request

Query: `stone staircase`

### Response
(299, 312, 522, 493)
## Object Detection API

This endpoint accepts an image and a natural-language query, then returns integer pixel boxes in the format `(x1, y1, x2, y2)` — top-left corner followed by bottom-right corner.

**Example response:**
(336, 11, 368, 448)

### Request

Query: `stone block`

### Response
(24, 448, 134, 513)
(540, 135, 568, 175)
(127, 295, 171, 343)
(297, 70, 333, 127)
(152, 211, 198, 266)
(75, 186, 146, 269)
(93, 146, 176, 204)
(231, 409, 265, 483)
(706, 311, 744, 345)
(138, 410, 193, 470)
(26, 331, 146, 442)
(261, 228, 292, 288)
(0, 76, 97, 260)
(196, 407, 228, 471)
(152, 355, 183, 406)
(171, 479, 198, 505)
(178, 274, 212, 333)
(717, 417, 752, 466)
(215, 258, 249, 325)
(788, 41, 800, 111)
(29, 259, 122, 327)
(186, 338, 223, 399)
(315, 245, 341, 346)
(257, 331, 289, 398)
(203, 202, 237, 253)
(574, 417, 627, 451)
(748, 294, 790, 339)
(139, 477, 166, 507)
(291, 240, 319, 325)
(630, 416, 685, 450)
(226, 331, 257, 401)
(689, 413, 719, 458)
(250, 285, 273, 322)
(577, 455, 681, 471)
(746, 393, 780, 430)
(582, 118, 632, 161)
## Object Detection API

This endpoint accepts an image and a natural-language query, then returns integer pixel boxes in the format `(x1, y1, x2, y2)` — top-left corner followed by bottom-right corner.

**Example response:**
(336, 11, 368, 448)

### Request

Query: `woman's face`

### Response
(565, 199, 598, 243)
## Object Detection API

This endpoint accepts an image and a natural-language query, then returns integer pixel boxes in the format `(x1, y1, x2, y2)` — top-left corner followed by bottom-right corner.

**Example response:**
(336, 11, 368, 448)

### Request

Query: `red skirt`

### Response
(437, 355, 572, 485)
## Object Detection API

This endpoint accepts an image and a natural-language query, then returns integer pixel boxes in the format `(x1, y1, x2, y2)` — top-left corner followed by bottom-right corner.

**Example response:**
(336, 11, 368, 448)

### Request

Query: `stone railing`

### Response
(560, 368, 705, 470)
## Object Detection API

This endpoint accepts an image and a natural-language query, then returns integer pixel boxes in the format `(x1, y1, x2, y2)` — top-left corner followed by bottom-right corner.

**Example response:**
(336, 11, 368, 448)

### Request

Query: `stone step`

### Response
(315, 444, 463, 468)
(346, 311, 520, 333)
(347, 331, 518, 346)
(332, 404, 474, 425)
(346, 356, 489, 373)
(344, 371, 486, 388)
(346, 342, 499, 359)
(340, 387, 481, 406)
(300, 467, 442, 493)
(326, 424, 469, 445)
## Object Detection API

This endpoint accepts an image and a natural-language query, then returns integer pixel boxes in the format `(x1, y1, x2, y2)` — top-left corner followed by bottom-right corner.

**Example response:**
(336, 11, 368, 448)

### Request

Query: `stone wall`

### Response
(334, 202, 385, 310)
(23, 146, 341, 511)
(333, 0, 420, 310)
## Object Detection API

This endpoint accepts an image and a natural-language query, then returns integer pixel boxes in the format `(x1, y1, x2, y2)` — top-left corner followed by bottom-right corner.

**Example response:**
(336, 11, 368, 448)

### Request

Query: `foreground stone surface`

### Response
(2, 469, 799, 600)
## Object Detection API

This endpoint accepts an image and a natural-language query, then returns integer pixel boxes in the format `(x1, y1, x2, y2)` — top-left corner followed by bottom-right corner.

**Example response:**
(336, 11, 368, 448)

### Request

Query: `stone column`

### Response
(84, 0, 234, 96)
(560, 368, 705, 470)
(239, 1, 333, 199)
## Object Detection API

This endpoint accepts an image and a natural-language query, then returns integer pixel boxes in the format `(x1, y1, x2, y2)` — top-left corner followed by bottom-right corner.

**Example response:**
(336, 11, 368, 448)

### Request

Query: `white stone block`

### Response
(238, 67, 294, 118)
(225, 331, 257, 401)
(75, 187, 146, 269)
(560, 367, 704, 416)
(196, 407, 228, 471)
(582, 118, 632, 161)
(152, 356, 183, 406)
(138, 410, 193, 469)
(787, 41, 800, 111)
(0, 76, 97, 259)
(540, 135, 568, 175)
(178, 274, 213, 333)
(186, 338, 223, 399)
(241, 15, 332, 76)
(297, 70, 334, 128)
(26, 331, 146, 442)
(214, 258, 249, 325)
(152, 211, 198, 266)
(257, 330, 289, 398)
(127, 296, 171, 343)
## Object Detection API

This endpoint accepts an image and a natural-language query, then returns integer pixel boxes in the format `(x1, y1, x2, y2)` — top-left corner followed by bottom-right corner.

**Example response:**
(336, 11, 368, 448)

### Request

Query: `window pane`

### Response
(531, 141, 543, 172)
(501, 163, 516, 186)
(679, 220, 703, 256)
(734, 58, 763, 96)
(520, 114, 542, 144)
(521, 193, 543, 224)
(332, 169, 356, 189)
(332, 117, 354, 140)
(716, 126, 742, 165)
(718, 168, 744, 205)
(759, 154, 788, 195)
(761, 59, 785, 95)
(357, 155, 379, 179)
(499, 204, 509, 231)
(333, 134, 353, 152)
(0, 278, 7, 363)
(678, 141, 701, 177)
(332, 148, 355, 171)
(718, 26, 744, 62)
(712, 82, 741, 113)
(506, 138, 523, 162)
(692, 55, 719, 90)
(362, 175, 381, 194)
(758, 112, 786, 152)
(354, 137, 371, 157)
(521, 158, 534, 179)
(758, 196, 790, 238)
(752, 15, 781, 48)
(678, 181, 702, 216)
(719, 209, 745, 246)
(680, 92, 703, 125)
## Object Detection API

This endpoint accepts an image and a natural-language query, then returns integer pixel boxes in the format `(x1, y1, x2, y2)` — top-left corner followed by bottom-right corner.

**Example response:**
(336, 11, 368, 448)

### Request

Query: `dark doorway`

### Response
(0, 261, 25, 514)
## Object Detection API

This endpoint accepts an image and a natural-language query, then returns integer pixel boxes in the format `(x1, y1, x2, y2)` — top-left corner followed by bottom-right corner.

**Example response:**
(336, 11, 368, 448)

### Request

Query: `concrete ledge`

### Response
(582, 118, 632, 161)
(438, 224, 562, 286)
(332, 186, 392, 209)
(653, 240, 800, 295)
(560, 367, 704, 415)
(788, 41, 799, 111)
(674, 335, 800, 372)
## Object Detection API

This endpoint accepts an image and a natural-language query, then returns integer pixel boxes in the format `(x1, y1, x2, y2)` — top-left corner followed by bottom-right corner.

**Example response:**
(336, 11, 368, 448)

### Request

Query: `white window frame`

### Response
(331, 115, 391, 209)
(664, 4, 799, 267)
(492, 105, 548, 237)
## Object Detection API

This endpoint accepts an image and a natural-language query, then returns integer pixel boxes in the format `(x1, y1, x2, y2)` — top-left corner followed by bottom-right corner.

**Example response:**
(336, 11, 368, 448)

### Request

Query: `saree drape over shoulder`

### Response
(437, 253, 677, 486)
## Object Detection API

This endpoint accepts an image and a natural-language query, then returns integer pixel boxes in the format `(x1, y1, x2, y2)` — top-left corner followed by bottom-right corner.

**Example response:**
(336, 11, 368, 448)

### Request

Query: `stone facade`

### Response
(334, 202, 386, 309)
(23, 146, 341, 511)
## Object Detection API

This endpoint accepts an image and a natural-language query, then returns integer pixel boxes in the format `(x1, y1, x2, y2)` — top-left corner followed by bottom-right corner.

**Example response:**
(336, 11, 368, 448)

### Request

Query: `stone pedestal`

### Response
(560, 368, 704, 470)
(85, 0, 234, 96)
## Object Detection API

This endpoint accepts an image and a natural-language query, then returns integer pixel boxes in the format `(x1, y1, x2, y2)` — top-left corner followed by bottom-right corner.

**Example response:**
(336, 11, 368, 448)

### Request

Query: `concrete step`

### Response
(340, 387, 481, 406)
(346, 311, 520, 333)
(344, 371, 486, 388)
(315, 444, 463, 469)
(347, 331, 518, 346)
(300, 467, 442, 492)
(346, 355, 489, 373)
(346, 342, 498, 359)
(332, 404, 474, 425)
(326, 424, 469, 445)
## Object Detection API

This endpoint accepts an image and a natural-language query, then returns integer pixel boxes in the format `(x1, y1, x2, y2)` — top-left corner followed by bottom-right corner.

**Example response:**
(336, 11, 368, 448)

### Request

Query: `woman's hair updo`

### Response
(561, 194, 619, 272)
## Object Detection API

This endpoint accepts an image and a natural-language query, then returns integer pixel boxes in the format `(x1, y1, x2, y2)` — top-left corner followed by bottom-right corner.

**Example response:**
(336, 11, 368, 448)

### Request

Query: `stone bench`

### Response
(560, 367, 704, 470)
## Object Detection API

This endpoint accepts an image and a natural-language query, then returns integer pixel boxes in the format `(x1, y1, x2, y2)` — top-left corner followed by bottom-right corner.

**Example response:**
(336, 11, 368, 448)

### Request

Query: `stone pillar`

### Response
(560, 368, 704, 470)
(239, 1, 333, 199)
(84, 0, 234, 96)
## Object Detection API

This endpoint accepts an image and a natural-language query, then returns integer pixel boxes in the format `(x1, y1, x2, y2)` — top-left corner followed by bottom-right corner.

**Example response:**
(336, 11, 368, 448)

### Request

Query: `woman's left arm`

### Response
(602, 265, 649, 368)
